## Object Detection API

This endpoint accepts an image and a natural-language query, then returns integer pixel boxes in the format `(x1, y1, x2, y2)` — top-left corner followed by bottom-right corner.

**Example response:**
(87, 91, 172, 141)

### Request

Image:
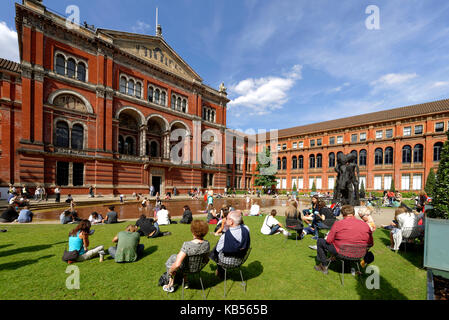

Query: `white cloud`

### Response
(0, 21, 19, 62)
(371, 73, 418, 87)
(433, 81, 449, 88)
(131, 21, 152, 34)
(228, 65, 302, 116)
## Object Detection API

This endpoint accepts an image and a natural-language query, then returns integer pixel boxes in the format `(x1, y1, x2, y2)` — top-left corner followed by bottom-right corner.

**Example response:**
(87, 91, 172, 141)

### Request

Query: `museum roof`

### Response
(0, 58, 22, 74)
(257, 98, 449, 140)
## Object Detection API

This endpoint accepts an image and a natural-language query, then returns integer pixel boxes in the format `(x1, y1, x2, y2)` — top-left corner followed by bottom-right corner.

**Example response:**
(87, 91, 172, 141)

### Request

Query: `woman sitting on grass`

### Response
(163, 220, 210, 293)
(206, 204, 218, 224)
(179, 206, 193, 224)
(214, 207, 229, 236)
(67, 220, 105, 263)
(88, 212, 104, 225)
(260, 209, 291, 237)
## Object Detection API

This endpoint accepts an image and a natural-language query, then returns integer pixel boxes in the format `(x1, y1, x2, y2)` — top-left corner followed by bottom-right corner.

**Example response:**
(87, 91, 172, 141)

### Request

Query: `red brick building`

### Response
(253, 100, 449, 193)
(0, 0, 230, 196)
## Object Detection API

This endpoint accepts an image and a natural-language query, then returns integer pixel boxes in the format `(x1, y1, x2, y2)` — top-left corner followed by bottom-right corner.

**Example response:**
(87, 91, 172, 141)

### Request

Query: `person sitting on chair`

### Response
(303, 200, 336, 240)
(284, 201, 305, 239)
(314, 205, 373, 274)
(162, 220, 210, 293)
(210, 211, 251, 278)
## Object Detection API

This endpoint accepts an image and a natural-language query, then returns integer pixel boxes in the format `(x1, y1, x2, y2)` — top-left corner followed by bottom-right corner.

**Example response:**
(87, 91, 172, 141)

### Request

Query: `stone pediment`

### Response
(98, 29, 202, 83)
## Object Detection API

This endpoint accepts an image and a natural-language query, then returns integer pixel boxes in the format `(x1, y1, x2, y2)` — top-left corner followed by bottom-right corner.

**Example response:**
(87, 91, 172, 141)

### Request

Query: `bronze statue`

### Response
(333, 153, 360, 206)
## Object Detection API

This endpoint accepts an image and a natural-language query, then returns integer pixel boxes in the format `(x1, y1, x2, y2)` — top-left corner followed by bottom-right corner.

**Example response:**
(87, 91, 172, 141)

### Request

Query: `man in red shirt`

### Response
(314, 205, 373, 274)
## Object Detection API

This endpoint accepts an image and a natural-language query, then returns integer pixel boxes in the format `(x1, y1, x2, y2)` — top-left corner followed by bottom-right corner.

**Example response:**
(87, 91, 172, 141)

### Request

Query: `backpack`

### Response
(332, 205, 341, 217)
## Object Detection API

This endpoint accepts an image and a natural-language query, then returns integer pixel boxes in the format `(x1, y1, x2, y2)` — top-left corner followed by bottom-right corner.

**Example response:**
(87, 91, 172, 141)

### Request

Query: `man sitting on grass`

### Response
(108, 225, 144, 263)
(102, 206, 118, 224)
(314, 205, 373, 274)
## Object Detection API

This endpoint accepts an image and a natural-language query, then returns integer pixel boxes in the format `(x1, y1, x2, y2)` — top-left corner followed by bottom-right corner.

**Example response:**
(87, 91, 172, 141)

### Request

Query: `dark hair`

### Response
(69, 219, 91, 237)
(318, 200, 327, 210)
(184, 205, 190, 211)
(271, 209, 277, 216)
(109, 206, 115, 211)
(91, 212, 99, 219)
(160, 205, 166, 210)
(190, 220, 209, 239)
(64, 210, 72, 217)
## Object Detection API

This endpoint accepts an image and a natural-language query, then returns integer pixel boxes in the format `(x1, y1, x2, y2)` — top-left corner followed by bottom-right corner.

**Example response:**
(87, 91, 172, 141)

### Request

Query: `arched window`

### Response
(277, 157, 281, 170)
(55, 121, 69, 148)
(359, 149, 367, 166)
(118, 136, 125, 154)
(125, 137, 135, 155)
(120, 77, 127, 94)
(413, 144, 424, 163)
(402, 145, 412, 164)
(316, 154, 322, 168)
(128, 80, 135, 96)
(350, 150, 358, 164)
(292, 156, 297, 169)
(282, 157, 287, 170)
(150, 141, 159, 157)
(182, 99, 187, 113)
(71, 124, 84, 150)
(337, 152, 344, 160)
(136, 82, 142, 99)
(385, 147, 394, 165)
(161, 92, 166, 106)
(77, 62, 86, 82)
(375, 148, 383, 165)
(154, 89, 160, 103)
(177, 97, 182, 111)
(298, 155, 304, 169)
(148, 87, 153, 102)
(309, 154, 315, 168)
(434, 142, 444, 161)
(329, 152, 335, 168)
(56, 54, 66, 75)
(171, 95, 176, 109)
(67, 58, 76, 78)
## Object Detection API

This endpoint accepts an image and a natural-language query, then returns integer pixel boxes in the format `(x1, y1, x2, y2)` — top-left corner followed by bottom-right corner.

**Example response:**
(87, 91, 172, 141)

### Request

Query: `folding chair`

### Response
(399, 226, 424, 253)
(181, 252, 210, 300)
(284, 218, 303, 245)
(327, 244, 369, 286)
(217, 248, 252, 297)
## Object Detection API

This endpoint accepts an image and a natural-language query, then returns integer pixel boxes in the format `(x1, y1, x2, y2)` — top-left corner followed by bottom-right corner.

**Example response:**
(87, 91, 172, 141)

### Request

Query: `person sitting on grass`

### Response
(17, 206, 33, 223)
(67, 220, 105, 263)
(135, 214, 171, 238)
(162, 220, 210, 293)
(357, 207, 376, 232)
(210, 211, 251, 278)
(102, 206, 118, 224)
(179, 205, 193, 224)
(0, 205, 19, 223)
(303, 200, 336, 240)
(206, 204, 218, 224)
(214, 207, 230, 236)
(303, 195, 319, 219)
(260, 209, 291, 238)
(88, 212, 104, 225)
(60, 210, 74, 225)
(155, 205, 172, 225)
(248, 199, 262, 216)
(314, 205, 373, 274)
(108, 225, 144, 263)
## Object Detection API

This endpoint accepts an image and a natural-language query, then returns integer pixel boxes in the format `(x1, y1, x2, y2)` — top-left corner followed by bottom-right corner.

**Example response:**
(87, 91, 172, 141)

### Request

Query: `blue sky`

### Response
(2, 0, 449, 132)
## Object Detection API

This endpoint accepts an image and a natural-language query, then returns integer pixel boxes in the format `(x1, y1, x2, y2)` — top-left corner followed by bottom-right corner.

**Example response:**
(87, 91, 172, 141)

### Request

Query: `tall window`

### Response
(120, 77, 127, 94)
(329, 152, 335, 168)
(71, 124, 84, 150)
(375, 148, 383, 165)
(329, 137, 335, 145)
(434, 142, 444, 161)
(282, 157, 287, 170)
(359, 149, 367, 166)
(161, 92, 166, 106)
(73, 163, 84, 186)
(135, 83, 142, 99)
(56, 162, 69, 186)
(148, 87, 154, 102)
(55, 121, 69, 148)
(298, 156, 304, 169)
(56, 54, 66, 76)
(292, 156, 297, 169)
(309, 154, 315, 168)
(182, 99, 187, 113)
(316, 154, 322, 168)
(118, 136, 125, 154)
(67, 59, 76, 78)
(125, 137, 135, 155)
(277, 158, 281, 170)
(385, 147, 394, 165)
(402, 145, 412, 163)
(154, 89, 160, 103)
(413, 144, 424, 163)
(77, 62, 86, 82)
(350, 150, 358, 164)
(128, 80, 135, 96)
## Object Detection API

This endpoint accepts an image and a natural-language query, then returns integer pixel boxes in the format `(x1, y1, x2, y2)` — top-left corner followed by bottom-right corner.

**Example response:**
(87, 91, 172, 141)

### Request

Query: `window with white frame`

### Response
(376, 130, 383, 139)
(412, 174, 422, 190)
(298, 141, 304, 148)
(202, 106, 215, 122)
(293, 142, 297, 149)
(54, 51, 88, 82)
(328, 177, 335, 190)
(316, 177, 322, 190)
(337, 136, 343, 144)
(282, 178, 287, 190)
(359, 176, 366, 189)
(401, 174, 410, 190)
(374, 176, 382, 190)
(298, 177, 304, 189)
(309, 177, 315, 190)
(172, 93, 188, 113)
(360, 132, 367, 142)
(384, 175, 392, 191)
(148, 84, 167, 107)
(403, 127, 412, 136)
(119, 74, 143, 99)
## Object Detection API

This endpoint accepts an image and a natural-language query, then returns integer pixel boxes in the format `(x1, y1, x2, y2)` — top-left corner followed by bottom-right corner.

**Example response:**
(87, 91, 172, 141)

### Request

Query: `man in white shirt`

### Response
(155, 205, 171, 225)
(248, 199, 261, 216)
(260, 209, 290, 237)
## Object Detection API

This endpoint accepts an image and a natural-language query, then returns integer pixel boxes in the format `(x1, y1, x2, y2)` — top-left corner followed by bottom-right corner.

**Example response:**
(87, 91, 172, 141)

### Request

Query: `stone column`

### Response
(163, 132, 170, 159)
(140, 125, 148, 156)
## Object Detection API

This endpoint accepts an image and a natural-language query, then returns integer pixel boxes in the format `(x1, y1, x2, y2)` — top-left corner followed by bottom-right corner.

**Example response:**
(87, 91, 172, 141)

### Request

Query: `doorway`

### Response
(152, 176, 162, 195)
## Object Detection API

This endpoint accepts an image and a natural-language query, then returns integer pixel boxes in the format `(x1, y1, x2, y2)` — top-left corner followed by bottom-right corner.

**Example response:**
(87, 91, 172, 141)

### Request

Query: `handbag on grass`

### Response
(62, 244, 79, 262)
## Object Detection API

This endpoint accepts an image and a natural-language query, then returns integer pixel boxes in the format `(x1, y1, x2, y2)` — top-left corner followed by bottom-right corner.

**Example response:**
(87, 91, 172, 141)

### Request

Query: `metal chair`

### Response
(399, 226, 424, 253)
(181, 252, 210, 300)
(284, 218, 303, 244)
(327, 244, 369, 286)
(217, 248, 252, 297)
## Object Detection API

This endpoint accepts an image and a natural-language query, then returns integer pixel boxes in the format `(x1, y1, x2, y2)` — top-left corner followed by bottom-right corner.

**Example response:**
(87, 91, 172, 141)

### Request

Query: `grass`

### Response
(0, 217, 427, 300)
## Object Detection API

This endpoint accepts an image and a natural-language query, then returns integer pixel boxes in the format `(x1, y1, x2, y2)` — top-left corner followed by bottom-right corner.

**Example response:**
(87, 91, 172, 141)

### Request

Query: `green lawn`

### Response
(0, 217, 426, 300)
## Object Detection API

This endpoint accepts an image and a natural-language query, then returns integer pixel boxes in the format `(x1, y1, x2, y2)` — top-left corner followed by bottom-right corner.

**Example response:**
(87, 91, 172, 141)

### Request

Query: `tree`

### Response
(425, 168, 436, 198)
(360, 180, 366, 199)
(311, 181, 317, 193)
(429, 131, 449, 219)
(390, 178, 396, 192)
(254, 147, 278, 193)
(292, 182, 297, 192)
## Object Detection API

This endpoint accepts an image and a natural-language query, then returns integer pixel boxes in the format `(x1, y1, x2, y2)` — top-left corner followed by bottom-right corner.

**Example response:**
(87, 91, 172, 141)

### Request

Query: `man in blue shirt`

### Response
(17, 206, 33, 223)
